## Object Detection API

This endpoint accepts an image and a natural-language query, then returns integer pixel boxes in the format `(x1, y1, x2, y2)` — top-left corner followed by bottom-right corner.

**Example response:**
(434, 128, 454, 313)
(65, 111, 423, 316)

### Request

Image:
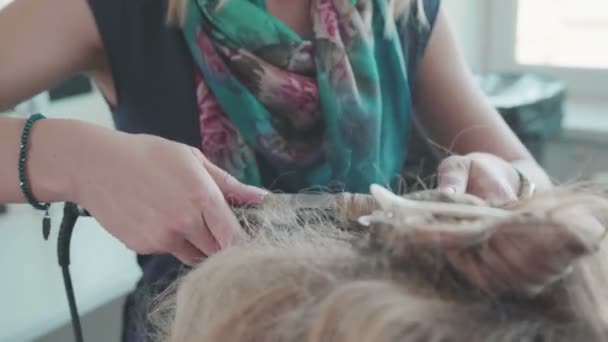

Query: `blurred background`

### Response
(0, 0, 607, 341)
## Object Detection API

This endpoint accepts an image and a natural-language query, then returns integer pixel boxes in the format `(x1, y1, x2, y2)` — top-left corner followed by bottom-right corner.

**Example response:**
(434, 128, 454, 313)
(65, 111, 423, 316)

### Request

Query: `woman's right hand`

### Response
(70, 129, 267, 265)
(1, 0, 267, 264)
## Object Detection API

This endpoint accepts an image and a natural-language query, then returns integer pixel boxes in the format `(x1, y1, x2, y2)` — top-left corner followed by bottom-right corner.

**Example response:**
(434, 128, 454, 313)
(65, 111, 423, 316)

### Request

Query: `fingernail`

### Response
(441, 186, 457, 194)
(247, 186, 269, 202)
(256, 191, 271, 205)
(258, 188, 270, 199)
(226, 193, 238, 204)
(358, 216, 372, 227)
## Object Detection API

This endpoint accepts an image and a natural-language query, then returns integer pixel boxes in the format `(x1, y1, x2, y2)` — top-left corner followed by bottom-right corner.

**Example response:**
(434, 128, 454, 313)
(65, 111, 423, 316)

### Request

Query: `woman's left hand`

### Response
(436, 152, 523, 206)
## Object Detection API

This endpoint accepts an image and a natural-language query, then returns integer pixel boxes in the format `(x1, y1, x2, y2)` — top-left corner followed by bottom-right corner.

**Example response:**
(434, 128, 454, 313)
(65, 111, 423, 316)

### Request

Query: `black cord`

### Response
(61, 266, 83, 342)
(58, 202, 86, 342)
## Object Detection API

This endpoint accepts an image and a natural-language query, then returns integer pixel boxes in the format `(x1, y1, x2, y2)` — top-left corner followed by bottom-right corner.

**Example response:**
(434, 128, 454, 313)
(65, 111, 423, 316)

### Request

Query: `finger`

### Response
(201, 156, 268, 206)
(171, 238, 207, 266)
(467, 161, 518, 206)
(483, 180, 518, 206)
(183, 212, 221, 257)
(189, 148, 256, 247)
(437, 156, 471, 194)
(197, 166, 247, 248)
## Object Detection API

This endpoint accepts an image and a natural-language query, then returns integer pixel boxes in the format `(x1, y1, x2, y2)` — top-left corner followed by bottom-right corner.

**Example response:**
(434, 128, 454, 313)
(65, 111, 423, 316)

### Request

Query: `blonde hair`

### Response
(166, 0, 426, 27)
(149, 182, 608, 342)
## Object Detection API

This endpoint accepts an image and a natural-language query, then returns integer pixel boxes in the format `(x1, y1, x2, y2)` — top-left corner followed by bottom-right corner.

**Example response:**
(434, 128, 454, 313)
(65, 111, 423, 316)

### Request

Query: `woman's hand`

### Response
(436, 152, 524, 206)
(71, 128, 266, 265)
(410, 8, 551, 202)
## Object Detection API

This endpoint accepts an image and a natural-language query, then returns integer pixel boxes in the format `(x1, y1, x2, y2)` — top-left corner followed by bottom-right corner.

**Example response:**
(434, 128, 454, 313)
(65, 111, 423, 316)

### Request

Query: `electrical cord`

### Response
(57, 202, 90, 342)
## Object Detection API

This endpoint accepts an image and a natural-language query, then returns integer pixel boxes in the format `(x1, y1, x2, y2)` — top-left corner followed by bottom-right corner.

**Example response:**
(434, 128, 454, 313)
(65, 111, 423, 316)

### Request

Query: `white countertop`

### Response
(0, 204, 142, 342)
(562, 98, 608, 143)
(0, 92, 142, 342)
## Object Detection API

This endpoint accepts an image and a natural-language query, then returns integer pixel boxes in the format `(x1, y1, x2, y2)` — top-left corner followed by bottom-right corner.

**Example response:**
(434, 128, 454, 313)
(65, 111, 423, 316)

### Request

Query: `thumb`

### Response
(201, 157, 268, 205)
(437, 155, 471, 194)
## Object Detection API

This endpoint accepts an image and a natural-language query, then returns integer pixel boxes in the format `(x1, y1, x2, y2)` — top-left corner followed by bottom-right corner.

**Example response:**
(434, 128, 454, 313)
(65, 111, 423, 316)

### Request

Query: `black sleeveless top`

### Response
(86, 0, 440, 340)
(88, 0, 201, 146)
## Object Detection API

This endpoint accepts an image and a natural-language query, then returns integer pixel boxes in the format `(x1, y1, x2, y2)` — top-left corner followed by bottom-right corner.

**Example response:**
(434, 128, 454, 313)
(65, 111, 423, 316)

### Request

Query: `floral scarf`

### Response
(182, 0, 410, 192)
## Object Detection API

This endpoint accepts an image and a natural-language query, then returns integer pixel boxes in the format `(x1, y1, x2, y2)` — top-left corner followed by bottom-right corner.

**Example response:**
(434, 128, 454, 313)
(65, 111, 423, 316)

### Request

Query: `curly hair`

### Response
(148, 182, 608, 342)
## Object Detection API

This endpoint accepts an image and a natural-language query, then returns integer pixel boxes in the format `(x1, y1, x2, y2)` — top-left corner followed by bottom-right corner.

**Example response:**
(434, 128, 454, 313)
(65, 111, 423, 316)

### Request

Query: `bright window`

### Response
(516, 0, 608, 70)
(486, 0, 608, 97)
(0, 0, 11, 10)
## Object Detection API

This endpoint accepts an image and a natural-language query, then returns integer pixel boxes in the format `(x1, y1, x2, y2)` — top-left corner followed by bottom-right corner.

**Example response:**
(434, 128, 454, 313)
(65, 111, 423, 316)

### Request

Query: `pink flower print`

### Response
(275, 74, 320, 128)
(258, 134, 292, 161)
(196, 30, 229, 76)
(195, 72, 245, 172)
(316, 0, 339, 39)
(257, 133, 323, 167)
(218, 44, 241, 63)
(330, 58, 352, 89)
(339, 18, 361, 45)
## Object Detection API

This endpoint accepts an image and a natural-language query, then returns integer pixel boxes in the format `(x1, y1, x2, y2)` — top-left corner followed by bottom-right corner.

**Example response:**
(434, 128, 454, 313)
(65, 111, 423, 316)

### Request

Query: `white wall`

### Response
(0, 0, 12, 10)
(439, 0, 608, 184)
(442, 0, 488, 72)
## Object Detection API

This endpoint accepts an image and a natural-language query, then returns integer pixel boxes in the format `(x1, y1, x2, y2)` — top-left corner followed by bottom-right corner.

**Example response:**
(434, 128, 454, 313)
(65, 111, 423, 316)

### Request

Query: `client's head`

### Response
(150, 183, 608, 342)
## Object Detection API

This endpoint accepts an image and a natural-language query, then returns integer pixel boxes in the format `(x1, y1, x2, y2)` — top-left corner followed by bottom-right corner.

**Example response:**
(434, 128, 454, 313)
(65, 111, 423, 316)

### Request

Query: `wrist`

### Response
(26, 119, 77, 202)
(18, 114, 51, 210)
(27, 118, 112, 203)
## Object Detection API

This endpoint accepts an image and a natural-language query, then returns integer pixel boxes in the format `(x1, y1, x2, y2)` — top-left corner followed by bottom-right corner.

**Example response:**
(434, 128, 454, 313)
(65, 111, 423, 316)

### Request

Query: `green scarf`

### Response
(182, 0, 411, 193)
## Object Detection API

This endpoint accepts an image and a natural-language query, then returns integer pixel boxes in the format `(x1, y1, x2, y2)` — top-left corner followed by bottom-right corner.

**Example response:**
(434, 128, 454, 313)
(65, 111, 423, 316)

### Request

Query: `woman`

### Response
(0, 0, 552, 340)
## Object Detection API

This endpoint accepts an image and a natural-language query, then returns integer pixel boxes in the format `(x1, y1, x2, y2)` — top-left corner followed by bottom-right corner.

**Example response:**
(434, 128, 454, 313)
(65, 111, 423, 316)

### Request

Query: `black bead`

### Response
(18, 113, 50, 213)
(42, 215, 51, 240)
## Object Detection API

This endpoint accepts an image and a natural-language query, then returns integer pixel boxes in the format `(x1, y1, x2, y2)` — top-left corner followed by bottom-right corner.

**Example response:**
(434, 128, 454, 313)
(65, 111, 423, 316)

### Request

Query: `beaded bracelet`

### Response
(19, 113, 52, 239)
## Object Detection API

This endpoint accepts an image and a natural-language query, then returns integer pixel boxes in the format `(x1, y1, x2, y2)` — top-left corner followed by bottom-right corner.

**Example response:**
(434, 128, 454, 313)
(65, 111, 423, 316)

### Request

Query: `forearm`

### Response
(412, 8, 553, 194)
(0, 0, 102, 111)
(0, 117, 111, 204)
